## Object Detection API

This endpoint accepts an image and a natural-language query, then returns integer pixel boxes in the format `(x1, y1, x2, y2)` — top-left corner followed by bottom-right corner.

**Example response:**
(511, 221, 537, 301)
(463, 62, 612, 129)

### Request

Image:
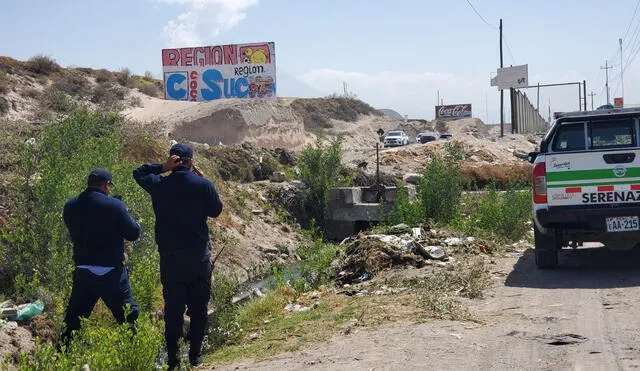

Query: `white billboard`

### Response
(491, 64, 528, 90)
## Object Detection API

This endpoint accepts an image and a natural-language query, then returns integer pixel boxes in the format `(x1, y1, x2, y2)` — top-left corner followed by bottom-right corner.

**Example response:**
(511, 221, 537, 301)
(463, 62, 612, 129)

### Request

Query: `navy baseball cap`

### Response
(169, 143, 193, 160)
(87, 168, 115, 186)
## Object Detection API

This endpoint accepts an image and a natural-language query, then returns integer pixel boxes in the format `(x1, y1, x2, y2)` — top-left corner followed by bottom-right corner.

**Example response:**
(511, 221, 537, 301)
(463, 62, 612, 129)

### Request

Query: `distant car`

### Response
(383, 130, 409, 147)
(419, 135, 438, 144)
(439, 133, 453, 140)
(417, 131, 439, 143)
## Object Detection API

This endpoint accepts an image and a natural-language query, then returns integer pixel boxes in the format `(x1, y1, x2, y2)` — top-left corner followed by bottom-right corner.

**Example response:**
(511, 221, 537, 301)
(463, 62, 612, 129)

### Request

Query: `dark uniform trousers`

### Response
(160, 250, 212, 362)
(62, 266, 139, 345)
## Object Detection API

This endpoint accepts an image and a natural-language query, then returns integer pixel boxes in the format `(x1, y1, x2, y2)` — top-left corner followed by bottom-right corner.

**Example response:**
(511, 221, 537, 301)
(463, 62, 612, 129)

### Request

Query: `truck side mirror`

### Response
(527, 152, 539, 164)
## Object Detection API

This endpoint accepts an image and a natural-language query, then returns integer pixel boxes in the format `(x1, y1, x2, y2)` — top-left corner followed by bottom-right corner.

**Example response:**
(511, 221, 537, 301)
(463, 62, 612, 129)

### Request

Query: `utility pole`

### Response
(620, 38, 624, 99)
(583, 80, 587, 111)
(500, 19, 504, 137)
(601, 60, 614, 104)
(437, 90, 440, 107)
(588, 91, 596, 110)
(548, 98, 551, 124)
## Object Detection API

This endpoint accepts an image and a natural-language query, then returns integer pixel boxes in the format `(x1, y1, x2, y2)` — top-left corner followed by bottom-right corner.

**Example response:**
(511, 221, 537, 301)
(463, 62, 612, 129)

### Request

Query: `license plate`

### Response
(606, 216, 640, 232)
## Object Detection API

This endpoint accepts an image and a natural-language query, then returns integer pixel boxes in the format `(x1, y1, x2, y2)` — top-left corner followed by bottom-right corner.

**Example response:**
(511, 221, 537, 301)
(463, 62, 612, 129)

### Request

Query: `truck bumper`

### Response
(536, 205, 640, 240)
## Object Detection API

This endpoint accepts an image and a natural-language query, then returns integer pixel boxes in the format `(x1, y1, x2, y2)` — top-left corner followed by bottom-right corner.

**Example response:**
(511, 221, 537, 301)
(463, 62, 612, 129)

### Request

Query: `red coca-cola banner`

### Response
(435, 104, 472, 119)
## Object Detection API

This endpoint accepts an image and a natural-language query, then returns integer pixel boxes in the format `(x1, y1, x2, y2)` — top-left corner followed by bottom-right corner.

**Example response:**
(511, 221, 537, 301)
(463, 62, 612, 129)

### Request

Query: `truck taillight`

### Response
(533, 162, 547, 204)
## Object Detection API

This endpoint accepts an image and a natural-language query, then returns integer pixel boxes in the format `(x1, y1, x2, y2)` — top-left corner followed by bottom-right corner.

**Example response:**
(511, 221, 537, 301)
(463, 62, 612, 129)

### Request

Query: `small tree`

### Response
(418, 143, 464, 224)
(298, 136, 351, 228)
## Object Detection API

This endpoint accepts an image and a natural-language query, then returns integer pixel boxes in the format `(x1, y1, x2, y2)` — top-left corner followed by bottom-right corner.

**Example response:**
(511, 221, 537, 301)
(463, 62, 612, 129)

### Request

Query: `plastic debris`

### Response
(284, 302, 319, 312)
(415, 245, 447, 260)
(444, 237, 476, 246)
(8, 300, 44, 321)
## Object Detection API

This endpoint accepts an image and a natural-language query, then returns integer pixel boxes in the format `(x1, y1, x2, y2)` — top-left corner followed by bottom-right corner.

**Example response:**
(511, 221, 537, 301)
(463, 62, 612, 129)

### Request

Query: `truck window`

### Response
(588, 119, 635, 149)
(552, 123, 585, 152)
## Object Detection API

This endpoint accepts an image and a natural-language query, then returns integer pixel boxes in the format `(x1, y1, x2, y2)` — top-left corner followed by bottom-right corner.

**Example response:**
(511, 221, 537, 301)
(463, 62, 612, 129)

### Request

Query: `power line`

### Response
(465, 0, 498, 29)
(623, 0, 640, 42)
(503, 36, 516, 65)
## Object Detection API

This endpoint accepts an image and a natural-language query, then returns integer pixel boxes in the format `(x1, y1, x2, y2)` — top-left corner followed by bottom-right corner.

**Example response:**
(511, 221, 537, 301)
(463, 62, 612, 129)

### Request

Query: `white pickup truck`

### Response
(529, 107, 640, 268)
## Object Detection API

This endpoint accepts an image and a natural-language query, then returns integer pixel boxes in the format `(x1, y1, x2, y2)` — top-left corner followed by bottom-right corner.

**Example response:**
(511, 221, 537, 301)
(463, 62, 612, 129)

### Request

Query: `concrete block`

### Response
(328, 188, 362, 205)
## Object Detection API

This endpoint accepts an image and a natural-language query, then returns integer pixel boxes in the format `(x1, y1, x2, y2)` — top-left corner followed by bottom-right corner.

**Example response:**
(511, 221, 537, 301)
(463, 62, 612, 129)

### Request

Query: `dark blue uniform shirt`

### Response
(63, 189, 141, 267)
(133, 164, 223, 257)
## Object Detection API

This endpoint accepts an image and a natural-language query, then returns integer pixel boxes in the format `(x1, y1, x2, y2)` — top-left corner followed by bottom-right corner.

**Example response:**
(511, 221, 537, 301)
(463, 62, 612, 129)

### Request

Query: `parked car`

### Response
(383, 130, 409, 147)
(439, 133, 453, 140)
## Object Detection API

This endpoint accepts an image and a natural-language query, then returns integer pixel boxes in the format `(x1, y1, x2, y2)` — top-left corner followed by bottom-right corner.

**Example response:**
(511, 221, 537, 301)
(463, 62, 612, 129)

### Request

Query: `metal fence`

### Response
(511, 90, 548, 134)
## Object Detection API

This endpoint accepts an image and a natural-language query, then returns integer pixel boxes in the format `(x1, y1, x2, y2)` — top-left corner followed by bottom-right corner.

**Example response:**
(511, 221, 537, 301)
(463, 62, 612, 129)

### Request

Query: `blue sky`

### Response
(1, 0, 638, 122)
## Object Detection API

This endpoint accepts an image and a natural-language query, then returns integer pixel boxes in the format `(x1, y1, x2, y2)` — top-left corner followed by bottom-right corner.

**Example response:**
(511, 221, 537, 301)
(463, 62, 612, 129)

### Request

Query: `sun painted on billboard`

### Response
(162, 42, 276, 101)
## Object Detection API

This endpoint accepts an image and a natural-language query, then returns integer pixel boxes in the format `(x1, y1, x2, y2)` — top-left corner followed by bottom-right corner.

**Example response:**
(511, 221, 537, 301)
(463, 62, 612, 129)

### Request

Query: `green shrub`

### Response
(0, 109, 161, 310)
(137, 81, 160, 98)
(95, 69, 113, 83)
(418, 148, 463, 224)
(40, 87, 77, 113)
(207, 273, 240, 348)
(272, 238, 341, 293)
(0, 97, 9, 115)
(27, 55, 60, 75)
(91, 83, 126, 108)
(0, 71, 10, 95)
(53, 72, 91, 98)
(454, 185, 532, 241)
(381, 184, 423, 226)
(16, 313, 163, 370)
(298, 136, 352, 228)
(116, 68, 133, 87)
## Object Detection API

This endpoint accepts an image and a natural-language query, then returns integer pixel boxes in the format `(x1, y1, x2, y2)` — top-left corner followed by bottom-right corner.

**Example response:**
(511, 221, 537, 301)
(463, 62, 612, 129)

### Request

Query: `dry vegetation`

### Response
(26, 55, 60, 75)
(460, 163, 532, 189)
(291, 97, 382, 130)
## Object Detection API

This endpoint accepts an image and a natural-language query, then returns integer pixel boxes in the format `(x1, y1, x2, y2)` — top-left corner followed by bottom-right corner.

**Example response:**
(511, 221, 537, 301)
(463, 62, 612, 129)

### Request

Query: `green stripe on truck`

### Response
(547, 180, 640, 188)
(546, 167, 640, 182)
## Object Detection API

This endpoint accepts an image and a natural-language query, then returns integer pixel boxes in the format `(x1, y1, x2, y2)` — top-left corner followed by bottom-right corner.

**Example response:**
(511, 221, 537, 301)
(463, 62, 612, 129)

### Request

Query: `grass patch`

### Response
(206, 289, 421, 366)
(408, 258, 492, 320)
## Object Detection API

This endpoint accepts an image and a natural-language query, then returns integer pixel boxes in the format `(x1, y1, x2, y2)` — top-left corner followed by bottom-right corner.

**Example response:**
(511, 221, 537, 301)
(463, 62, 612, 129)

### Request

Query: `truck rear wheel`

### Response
(534, 223, 559, 269)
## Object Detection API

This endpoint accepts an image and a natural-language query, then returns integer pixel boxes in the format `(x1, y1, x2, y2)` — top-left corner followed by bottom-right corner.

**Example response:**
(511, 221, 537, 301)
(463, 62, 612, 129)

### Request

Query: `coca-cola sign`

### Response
(435, 104, 472, 119)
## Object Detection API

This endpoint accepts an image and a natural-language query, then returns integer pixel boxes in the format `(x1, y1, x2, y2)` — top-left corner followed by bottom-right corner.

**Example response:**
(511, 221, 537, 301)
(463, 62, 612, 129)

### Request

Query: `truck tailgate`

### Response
(546, 150, 640, 207)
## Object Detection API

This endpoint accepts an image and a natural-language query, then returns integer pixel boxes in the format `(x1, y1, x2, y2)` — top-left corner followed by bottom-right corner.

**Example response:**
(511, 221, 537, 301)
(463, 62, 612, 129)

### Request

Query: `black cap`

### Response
(169, 143, 193, 160)
(87, 168, 114, 186)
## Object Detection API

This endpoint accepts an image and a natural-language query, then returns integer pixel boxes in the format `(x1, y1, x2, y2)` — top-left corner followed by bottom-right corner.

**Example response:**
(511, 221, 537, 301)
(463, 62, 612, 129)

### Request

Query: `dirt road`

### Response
(209, 247, 640, 370)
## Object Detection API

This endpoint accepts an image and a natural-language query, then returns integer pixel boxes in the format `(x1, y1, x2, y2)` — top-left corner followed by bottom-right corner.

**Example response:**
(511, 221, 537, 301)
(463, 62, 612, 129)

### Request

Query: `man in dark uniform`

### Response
(133, 143, 223, 369)
(61, 168, 141, 346)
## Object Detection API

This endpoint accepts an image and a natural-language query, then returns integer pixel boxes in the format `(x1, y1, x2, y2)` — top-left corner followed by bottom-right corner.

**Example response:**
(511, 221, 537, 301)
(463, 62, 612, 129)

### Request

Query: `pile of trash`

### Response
(335, 224, 490, 285)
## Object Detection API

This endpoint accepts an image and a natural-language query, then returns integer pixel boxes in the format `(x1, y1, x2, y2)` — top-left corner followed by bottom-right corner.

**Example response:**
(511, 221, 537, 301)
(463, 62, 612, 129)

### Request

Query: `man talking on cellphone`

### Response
(133, 143, 223, 369)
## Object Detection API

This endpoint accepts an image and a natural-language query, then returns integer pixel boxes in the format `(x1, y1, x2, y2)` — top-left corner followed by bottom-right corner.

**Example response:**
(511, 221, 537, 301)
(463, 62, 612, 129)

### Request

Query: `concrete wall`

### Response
(324, 186, 416, 240)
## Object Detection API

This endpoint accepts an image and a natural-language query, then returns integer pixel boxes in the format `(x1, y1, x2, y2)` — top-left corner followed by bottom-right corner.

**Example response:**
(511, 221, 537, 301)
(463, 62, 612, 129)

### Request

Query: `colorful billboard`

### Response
(162, 42, 276, 101)
(435, 104, 472, 119)
(614, 97, 624, 108)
